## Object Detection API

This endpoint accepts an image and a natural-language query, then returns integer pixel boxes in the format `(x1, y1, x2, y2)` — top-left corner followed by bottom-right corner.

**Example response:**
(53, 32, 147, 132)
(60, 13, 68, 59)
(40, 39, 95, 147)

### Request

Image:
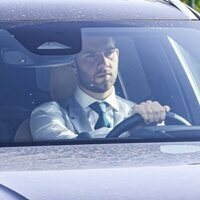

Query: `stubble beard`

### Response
(78, 72, 117, 93)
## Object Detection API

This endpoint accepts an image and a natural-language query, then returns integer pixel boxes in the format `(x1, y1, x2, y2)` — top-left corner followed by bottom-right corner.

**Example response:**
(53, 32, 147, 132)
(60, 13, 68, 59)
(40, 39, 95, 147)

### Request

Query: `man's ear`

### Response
(116, 48, 119, 56)
(70, 62, 78, 74)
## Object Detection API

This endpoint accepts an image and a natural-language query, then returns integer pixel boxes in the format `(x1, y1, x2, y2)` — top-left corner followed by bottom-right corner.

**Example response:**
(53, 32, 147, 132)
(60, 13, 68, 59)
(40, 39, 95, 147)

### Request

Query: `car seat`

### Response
(14, 65, 77, 142)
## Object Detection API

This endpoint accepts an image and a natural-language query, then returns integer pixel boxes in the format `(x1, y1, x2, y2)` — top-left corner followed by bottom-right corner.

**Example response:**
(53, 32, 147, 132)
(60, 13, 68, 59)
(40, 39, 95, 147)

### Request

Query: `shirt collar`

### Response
(74, 86, 119, 111)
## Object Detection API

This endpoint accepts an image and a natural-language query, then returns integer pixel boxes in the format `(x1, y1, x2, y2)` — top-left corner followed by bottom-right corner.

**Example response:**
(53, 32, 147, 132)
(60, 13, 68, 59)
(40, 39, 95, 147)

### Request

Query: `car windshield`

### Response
(1, 21, 200, 145)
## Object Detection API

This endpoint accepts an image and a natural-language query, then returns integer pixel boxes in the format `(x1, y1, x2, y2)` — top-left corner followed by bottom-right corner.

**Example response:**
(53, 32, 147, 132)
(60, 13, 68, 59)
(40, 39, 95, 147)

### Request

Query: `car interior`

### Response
(0, 25, 200, 144)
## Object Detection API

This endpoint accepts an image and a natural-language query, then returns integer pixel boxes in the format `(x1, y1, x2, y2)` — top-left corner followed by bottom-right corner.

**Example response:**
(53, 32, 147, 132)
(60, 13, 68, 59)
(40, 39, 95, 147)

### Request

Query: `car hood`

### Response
(1, 141, 200, 199)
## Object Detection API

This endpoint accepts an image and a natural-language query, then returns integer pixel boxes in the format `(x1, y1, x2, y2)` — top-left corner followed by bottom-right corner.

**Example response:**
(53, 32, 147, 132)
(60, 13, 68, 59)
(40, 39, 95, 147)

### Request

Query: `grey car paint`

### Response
(1, 142, 200, 199)
(0, 0, 197, 21)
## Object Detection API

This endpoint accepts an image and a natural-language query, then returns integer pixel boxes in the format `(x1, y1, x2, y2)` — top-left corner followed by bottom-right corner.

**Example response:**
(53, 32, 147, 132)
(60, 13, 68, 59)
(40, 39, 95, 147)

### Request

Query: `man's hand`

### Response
(132, 100, 170, 124)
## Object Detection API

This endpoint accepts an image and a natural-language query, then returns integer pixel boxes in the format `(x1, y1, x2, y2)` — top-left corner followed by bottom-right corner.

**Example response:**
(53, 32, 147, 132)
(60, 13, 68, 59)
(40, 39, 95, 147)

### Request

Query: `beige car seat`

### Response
(14, 65, 77, 142)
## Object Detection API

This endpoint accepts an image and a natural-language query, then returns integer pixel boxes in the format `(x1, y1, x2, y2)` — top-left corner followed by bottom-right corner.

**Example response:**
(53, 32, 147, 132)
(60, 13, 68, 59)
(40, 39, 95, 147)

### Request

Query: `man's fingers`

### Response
(133, 101, 171, 124)
(134, 102, 156, 123)
(148, 101, 161, 122)
(164, 105, 170, 112)
(133, 104, 148, 122)
(145, 101, 163, 122)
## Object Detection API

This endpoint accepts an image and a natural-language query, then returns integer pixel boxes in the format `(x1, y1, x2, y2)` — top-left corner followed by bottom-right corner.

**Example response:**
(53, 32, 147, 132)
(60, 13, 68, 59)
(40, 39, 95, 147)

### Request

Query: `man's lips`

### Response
(96, 72, 112, 78)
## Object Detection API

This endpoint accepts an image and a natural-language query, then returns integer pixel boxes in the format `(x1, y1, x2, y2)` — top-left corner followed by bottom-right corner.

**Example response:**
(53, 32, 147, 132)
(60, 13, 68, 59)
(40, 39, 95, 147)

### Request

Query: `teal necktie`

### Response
(90, 102, 111, 130)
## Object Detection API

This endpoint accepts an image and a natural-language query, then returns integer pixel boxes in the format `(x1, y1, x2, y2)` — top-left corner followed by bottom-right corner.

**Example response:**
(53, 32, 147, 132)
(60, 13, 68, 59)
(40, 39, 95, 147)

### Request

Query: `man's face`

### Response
(75, 36, 119, 93)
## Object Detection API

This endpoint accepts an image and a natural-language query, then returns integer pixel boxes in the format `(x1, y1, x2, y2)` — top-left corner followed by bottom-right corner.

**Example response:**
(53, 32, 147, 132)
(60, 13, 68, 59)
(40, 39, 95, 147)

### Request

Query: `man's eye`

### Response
(104, 49, 115, 58)
(83, 53, 98, 60)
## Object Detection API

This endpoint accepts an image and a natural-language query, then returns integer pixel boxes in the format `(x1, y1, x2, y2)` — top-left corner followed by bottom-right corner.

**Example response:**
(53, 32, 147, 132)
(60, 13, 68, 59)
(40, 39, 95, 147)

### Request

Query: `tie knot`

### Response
(90, 101, 108, 114)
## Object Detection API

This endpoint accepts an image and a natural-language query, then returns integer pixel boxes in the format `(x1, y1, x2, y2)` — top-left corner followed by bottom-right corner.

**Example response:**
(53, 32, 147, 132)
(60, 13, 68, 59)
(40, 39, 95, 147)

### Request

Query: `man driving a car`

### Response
(30, 34, 170, 140)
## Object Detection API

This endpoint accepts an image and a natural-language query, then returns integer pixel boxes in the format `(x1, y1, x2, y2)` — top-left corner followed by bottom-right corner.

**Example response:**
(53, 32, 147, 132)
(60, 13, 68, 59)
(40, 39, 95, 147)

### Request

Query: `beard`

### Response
(77, 69, 117, 93)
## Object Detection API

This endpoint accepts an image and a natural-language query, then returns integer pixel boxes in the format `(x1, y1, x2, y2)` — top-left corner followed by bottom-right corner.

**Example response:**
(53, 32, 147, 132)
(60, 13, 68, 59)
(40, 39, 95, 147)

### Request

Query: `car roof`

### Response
(0, 0, 198, 22)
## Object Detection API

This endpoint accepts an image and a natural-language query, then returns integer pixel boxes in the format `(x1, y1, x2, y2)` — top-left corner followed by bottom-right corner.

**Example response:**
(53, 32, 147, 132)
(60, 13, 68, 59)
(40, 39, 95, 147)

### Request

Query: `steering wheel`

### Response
(106, 112, 191, 138)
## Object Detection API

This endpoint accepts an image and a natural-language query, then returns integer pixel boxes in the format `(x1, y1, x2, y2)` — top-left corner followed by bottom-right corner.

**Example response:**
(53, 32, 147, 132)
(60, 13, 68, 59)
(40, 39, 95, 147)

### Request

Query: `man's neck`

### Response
(79, 86, 113, 100)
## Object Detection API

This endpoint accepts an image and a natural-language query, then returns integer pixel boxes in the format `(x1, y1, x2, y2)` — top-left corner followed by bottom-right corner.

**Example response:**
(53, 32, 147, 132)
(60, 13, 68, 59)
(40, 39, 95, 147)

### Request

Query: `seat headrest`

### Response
(49, 65, 77, 101)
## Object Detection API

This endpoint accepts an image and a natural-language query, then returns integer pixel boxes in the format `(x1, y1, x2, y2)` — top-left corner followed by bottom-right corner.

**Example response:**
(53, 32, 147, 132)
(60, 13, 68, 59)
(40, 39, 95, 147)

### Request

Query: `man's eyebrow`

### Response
(81, 50, 96, 54)
(82, 47, 116, 53)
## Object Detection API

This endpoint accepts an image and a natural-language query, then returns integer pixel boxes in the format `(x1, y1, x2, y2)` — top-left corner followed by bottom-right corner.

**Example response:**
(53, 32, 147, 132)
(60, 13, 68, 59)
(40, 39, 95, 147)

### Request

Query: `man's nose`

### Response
(97, 53, 109, 66)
